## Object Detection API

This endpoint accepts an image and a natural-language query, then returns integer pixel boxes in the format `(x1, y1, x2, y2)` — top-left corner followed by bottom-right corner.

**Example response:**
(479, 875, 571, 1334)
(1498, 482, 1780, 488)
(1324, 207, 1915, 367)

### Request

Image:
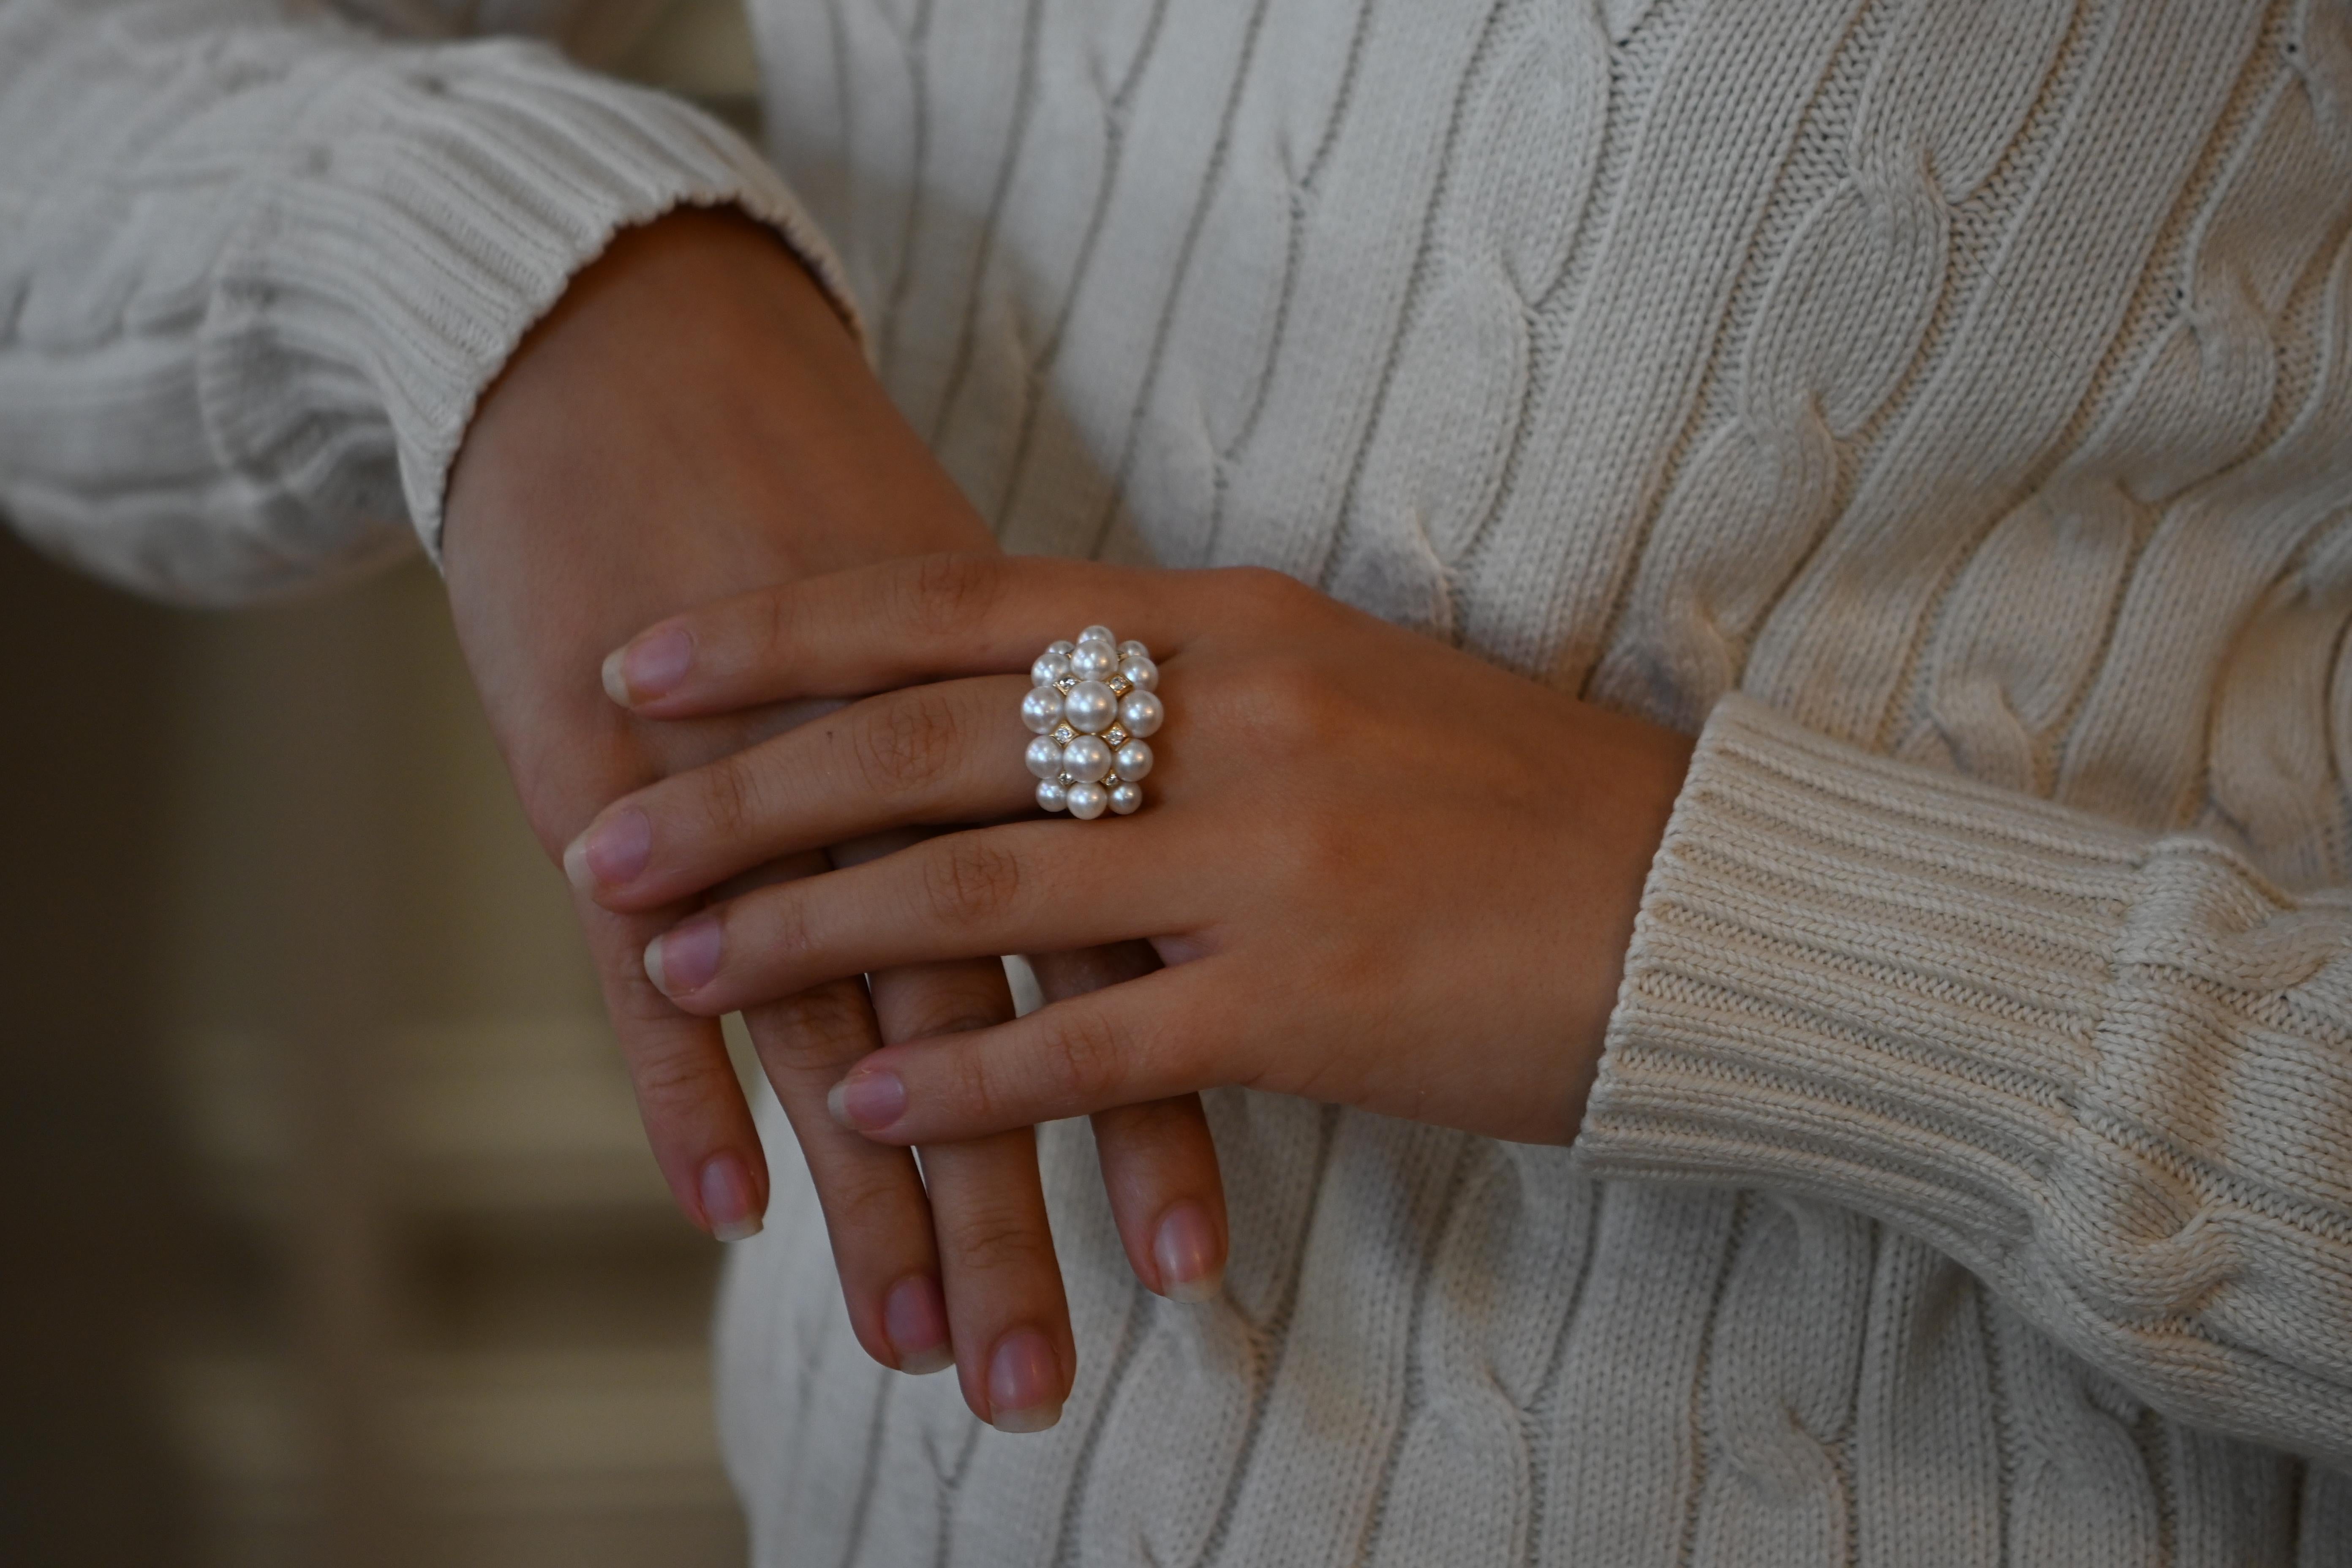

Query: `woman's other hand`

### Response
(440, 212, 1222, 1431)
(578, 553, 1695, 1153)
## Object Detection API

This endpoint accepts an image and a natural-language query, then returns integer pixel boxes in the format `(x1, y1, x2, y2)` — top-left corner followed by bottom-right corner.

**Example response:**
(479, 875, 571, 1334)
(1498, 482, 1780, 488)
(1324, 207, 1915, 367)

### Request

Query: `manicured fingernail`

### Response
(884, 1276, 952, 1375)
(826, 1067, 907, 1132)
(700, 1152, 762, 1242)
(987, 1328, 1062, 1432)
(604, 625, 693, 705)
(1152, 1201, 1224, 1303)
(564, 808, 650, 892)
(644, 914, 721, 997)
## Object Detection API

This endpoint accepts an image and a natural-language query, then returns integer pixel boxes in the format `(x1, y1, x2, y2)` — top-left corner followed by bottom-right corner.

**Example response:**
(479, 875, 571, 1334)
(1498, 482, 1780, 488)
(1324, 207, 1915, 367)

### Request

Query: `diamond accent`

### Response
(1107, 675, 1132, 697)
(1102, 724, 1129, 748)
(1051, 724, 1077, 745)
(1055, 675, 1078, 694)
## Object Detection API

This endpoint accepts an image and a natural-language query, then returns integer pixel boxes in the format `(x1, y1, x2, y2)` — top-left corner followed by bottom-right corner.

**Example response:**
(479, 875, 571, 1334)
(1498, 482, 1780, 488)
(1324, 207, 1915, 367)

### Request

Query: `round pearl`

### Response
(1116, 654, 1158, 692)
(1108, 781, 1143, 815)
(1021, 686, 1064, 733)
(1065, 781, 1109, 819)
(1113, 740, 1153, 780)
(1063, 679, 1116, 732)
(1070, 642, 1117, 679)
(1118, 640, 1150, 661)
(1025, 735, 1064, 779)
(1118, 689, 1164, 738)
(1079, 624, 1116, 647)
(1031, 651, 1072, 686)
(1046, 640, 1075, 657)
(1062, 735, 1112, 784)
(1036, 779, 1070, 812)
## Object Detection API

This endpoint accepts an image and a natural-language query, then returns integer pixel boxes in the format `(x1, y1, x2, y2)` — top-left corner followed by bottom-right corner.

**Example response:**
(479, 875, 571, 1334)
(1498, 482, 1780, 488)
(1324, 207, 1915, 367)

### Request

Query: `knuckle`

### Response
(855, 687, 962, 798)
(699, 754, 767, 839)
(922, 835, 1024, 927)
(747, 983, 874, 1073)
(938, 1201, 1057, 1278)
(905, 553, 1002, 639)
(1044, 1005, 1126, 1104)
(626, 1045, 732, 1122)
(736, 885, 822, 985)
(885, 980, 1012, 1042)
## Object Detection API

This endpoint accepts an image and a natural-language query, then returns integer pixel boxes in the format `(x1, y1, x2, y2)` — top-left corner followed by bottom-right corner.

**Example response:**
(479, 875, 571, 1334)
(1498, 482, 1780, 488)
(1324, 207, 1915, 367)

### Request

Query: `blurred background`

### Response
(0, 5, 779, 1564)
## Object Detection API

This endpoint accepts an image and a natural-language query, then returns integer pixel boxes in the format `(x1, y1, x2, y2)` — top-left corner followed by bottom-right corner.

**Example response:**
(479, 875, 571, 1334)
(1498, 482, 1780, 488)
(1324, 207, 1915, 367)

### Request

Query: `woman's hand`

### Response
(572, 553, 1695, 1154)
(441, 212, 1222, 1430)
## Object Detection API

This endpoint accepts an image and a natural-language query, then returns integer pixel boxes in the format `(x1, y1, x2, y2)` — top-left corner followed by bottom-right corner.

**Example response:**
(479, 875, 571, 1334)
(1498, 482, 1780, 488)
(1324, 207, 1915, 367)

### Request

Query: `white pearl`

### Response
(1021, 686, 1064, 733)
(1062, 735, 1112, 784)
(1031, 651, 1072, 686)
(1113, 740, 1153, 780)
(1116, 654, 1158, 692)
(1065, 781, 1108, 819)
(1046, 640, 1075, 657)
(1118, 689, 1163, 737)
(1025, 735, 1064, 779)
(1118, 640, 1149, 661)
(1108, 781, 1143, 815)
(1063, 679, 1116, 732)
(1036, 779, 1069, 812)
(1070, 642, 1117, 679)
(1079, 624, 1116, 647)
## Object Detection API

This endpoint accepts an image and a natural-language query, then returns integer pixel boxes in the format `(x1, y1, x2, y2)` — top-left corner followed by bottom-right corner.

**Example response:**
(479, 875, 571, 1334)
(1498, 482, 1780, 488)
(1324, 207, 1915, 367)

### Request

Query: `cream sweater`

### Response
(6, 0, 2352, 1562)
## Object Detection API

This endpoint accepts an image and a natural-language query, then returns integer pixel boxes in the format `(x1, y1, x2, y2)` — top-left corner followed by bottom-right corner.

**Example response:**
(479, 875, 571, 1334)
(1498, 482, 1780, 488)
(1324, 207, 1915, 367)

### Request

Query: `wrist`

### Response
(436, 206, 991, 849)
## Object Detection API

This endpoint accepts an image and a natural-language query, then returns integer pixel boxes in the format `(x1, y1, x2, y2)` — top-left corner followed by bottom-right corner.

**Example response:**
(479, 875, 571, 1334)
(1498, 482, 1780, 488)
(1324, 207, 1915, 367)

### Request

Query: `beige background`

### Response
(0, 5, 775, 1564)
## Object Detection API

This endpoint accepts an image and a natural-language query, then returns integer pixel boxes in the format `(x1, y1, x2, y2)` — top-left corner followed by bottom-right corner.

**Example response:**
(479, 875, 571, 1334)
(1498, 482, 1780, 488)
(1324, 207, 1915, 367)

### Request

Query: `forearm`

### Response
(0, 0, 840, 604)
(1581, 693, 2352, 1466)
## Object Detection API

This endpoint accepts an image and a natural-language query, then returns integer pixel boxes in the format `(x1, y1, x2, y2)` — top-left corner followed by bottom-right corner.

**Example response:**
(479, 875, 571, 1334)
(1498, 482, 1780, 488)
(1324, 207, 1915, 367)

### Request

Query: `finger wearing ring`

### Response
(1022, 625, 1162, 820)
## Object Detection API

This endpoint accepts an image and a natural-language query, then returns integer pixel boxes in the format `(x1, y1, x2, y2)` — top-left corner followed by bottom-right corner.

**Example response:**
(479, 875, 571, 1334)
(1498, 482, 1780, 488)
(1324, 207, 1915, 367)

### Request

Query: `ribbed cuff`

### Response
(199, 37, 863, 562)
(1576, 694, 2151, 1261)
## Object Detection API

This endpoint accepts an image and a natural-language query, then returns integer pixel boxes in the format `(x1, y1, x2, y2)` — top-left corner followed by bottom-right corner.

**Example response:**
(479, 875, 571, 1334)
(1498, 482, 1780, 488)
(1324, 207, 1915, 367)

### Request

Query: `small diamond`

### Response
(1051, 724, 1077, 745)
(1102, 724, 1129, 748)
(1107, 675, 1132, 697)
(1056, 676, 1079, 694)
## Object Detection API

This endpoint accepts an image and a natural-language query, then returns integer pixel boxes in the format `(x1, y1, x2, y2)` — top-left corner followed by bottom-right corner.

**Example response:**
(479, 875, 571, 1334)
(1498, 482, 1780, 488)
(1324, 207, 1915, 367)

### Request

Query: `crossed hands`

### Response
(441, 211, 1689, 1436)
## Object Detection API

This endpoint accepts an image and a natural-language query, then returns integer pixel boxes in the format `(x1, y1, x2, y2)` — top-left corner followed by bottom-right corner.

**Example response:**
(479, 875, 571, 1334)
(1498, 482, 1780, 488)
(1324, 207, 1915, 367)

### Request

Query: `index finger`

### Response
(597, 554, 1298, 717)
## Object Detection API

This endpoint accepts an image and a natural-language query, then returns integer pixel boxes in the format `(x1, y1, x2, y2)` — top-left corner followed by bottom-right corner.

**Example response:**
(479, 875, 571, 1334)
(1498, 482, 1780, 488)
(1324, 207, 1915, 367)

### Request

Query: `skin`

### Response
(570, 553, 1697, 1166)
(438, 210, 1224, 1431)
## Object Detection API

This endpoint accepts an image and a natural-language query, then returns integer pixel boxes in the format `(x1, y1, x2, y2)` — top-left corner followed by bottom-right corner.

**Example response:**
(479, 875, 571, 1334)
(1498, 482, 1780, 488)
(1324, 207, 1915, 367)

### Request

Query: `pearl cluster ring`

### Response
(1020, 624, 1163, 819)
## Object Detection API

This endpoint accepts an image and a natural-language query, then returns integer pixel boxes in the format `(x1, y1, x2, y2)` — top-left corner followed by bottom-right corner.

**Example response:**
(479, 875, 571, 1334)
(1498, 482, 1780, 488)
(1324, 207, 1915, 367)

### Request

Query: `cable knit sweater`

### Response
(6, 0, 2352, 1562)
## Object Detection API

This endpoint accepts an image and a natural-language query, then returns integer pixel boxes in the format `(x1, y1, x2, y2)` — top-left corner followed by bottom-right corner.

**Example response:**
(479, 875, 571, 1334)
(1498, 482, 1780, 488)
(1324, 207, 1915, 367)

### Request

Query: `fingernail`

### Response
(605, 625, 694, 705)
(884, 1276, 952, 1375)
(986, 1328, 1062, 1432)
(700, 1153, 762, 1242)
(1152, 1201, 1224, 1304)
(645, 915, 721, 997)
(826, 1067, 907, 1132)
(564, 808, 651, 892)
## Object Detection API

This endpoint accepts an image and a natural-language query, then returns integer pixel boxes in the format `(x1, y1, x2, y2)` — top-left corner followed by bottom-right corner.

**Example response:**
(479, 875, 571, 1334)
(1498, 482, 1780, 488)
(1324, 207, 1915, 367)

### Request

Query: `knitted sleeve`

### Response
(1579, 692, 2352, 1467)
(0, 0, 858, 605)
